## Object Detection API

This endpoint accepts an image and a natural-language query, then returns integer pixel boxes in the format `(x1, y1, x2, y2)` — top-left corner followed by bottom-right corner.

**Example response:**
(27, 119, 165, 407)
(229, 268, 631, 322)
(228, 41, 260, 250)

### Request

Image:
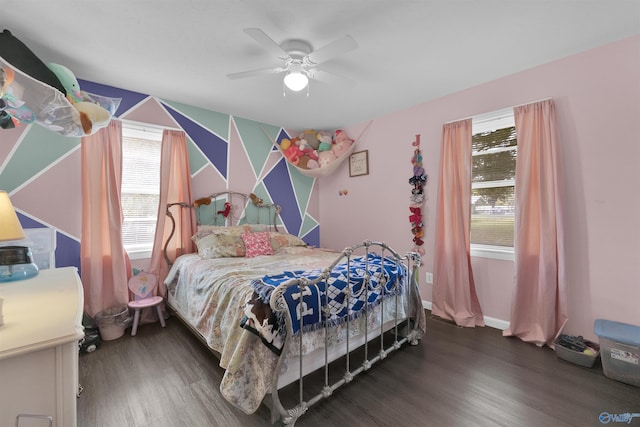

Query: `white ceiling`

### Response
(3, 1, 639, 130)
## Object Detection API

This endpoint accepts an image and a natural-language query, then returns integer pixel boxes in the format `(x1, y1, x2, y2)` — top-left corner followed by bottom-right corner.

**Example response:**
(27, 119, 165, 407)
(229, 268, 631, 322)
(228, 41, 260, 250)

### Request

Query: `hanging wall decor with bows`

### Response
(409, 134, 427, 255)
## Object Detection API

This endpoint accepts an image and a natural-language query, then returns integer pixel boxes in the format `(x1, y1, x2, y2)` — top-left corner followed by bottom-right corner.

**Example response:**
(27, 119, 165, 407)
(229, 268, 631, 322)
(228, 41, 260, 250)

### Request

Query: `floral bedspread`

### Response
(165, 246, 342, 413)
(164, 246, 417, 414)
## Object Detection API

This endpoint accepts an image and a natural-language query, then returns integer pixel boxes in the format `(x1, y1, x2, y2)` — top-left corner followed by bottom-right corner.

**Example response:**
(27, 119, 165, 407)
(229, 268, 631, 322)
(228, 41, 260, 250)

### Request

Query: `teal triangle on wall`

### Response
(290, 169, 314, 217)
(234, 117, 278, 178)
(186, 134, 208, 175)
(0, 125, 79, 192)
(300, 214, 318, 238)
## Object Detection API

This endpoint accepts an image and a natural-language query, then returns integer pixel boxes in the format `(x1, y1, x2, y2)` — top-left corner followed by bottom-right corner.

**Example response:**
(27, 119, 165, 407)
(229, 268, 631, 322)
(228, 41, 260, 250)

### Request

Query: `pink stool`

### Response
(127, 272, 166, 336)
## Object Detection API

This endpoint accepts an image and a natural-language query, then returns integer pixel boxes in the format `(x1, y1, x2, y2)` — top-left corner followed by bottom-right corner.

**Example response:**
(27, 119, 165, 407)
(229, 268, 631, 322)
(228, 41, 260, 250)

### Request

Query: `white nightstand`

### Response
(0, 267, 84, 427)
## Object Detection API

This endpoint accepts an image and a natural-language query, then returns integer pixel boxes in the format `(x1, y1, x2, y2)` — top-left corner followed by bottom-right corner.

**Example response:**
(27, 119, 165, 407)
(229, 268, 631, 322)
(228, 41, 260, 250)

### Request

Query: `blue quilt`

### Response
(250, 253, 406, 335)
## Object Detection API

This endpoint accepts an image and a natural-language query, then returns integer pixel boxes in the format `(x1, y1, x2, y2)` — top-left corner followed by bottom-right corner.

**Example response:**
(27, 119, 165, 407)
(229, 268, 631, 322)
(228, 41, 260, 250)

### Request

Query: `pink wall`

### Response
(320, 35, 640, 340)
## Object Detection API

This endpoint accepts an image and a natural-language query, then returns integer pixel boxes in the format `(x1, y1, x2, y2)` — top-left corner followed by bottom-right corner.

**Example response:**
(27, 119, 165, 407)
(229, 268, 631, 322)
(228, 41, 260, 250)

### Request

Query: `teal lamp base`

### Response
(0, 246, 39, 283)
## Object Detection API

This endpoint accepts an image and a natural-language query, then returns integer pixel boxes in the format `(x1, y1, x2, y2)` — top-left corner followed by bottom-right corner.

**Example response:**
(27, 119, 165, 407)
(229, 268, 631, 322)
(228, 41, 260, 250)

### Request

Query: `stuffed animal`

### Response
(317, 150, 337, 167)
(249, 193, 264, 206)
(73, 101, 111, 134)
(299, 145, 318, 161)
(295, 137, 310, 151)
(284, 143, 304, 165)
(217, 202, 231, 217)
(46, 62, 112, 134)
(194, 197, 211, 207)
(317, 131, 333, 151)
(296, 138, 319, 169)
(280, 138, 292, 150)
(0, 66, 12, 98)
(298, 154, 319, 169)
(0, 66, 36, 129)
(332, 129, 354, 157)
(47, 63, 82, 103)
(300, 129, 321, 150)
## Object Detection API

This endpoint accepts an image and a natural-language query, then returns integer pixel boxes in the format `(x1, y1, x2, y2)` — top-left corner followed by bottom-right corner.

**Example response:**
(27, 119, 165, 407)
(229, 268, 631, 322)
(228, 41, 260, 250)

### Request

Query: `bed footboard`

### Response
(266, 241, 425, 426)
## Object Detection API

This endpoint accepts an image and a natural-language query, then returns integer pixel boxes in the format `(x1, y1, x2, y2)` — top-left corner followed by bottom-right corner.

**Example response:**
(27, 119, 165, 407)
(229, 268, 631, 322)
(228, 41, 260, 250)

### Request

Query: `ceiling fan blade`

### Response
(243, 28, 291, 60)
(306, 35, 358, 65)
(307, 69, 356, 88)
(227, 66, 287, 80)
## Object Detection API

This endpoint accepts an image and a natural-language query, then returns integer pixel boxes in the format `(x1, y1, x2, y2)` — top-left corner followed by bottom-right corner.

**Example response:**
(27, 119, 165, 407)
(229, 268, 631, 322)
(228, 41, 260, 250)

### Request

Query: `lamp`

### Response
(283, 60, 309, 92)
(283, 71, 309, 92)
(0, 191, 25, 241)
(0, 190, 38, 283)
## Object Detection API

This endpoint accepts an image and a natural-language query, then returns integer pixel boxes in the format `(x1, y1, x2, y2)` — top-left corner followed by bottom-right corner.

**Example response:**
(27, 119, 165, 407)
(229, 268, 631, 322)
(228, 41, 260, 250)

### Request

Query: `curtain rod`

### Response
(444, 97, 552, 124)
(116, 117, 183, 132)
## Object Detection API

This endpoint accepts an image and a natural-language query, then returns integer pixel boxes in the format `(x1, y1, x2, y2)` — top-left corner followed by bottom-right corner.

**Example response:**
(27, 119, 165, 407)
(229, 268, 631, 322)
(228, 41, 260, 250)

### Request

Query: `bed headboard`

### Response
(164, 191, 282, 265)
(190, 191, 281, 229)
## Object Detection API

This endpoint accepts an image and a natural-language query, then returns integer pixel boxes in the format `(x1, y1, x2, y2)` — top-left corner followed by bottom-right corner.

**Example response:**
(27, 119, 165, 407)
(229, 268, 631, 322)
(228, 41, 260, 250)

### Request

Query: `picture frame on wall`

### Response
(349, 150, 369, 177)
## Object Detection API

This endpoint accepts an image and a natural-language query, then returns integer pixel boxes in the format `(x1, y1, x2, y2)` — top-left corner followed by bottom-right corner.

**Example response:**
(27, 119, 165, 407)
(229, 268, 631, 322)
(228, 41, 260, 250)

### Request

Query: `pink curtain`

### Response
(432, 119, 484, 327)
(148, 129, 195, 298)
(503, 99, 567, 347)
(80, 120, 131, 317)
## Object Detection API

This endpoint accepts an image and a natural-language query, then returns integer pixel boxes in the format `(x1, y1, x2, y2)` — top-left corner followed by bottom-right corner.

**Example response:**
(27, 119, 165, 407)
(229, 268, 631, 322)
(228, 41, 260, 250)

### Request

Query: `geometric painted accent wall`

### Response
(0, 79, 320, 273)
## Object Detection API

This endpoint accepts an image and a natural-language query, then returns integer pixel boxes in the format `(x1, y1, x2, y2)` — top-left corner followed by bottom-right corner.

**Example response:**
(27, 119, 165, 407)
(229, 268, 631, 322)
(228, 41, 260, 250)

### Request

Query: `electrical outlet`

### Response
(425, 272, 433, 284)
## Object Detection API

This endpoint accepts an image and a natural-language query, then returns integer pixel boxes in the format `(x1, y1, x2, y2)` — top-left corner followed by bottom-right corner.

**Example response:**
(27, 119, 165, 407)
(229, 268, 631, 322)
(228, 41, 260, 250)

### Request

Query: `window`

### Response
(470, 108, 516, 260)
(121, 124, 163, 259)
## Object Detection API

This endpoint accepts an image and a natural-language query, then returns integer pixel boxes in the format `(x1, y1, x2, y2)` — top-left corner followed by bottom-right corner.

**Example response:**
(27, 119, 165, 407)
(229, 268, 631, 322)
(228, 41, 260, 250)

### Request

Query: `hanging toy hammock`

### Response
(0, 30, 120, 136)
(263, 120, 372, 178)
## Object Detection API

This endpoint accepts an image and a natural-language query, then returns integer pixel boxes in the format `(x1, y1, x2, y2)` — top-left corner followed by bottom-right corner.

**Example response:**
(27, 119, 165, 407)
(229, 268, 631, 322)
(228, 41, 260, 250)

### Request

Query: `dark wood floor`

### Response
(78, 312, 640, 427)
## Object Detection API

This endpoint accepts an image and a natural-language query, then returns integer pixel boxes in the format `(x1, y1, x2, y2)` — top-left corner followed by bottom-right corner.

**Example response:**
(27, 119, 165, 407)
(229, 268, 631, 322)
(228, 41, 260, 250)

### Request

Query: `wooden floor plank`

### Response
(78, 312, 640, 426)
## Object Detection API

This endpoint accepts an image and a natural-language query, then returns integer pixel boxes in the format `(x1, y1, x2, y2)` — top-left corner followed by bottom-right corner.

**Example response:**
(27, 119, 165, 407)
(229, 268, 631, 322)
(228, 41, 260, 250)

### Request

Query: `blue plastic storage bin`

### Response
(594, 319, 640, 387)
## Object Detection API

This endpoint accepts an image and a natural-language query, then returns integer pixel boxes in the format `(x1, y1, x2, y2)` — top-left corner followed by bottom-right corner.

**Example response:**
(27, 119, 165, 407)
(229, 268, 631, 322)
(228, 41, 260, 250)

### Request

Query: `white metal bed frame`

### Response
(163, 191, 425, 426)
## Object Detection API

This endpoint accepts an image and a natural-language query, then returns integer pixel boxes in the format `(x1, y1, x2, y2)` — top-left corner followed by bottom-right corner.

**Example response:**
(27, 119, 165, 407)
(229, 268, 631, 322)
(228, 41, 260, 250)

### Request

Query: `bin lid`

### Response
(594, 319, 640, 346)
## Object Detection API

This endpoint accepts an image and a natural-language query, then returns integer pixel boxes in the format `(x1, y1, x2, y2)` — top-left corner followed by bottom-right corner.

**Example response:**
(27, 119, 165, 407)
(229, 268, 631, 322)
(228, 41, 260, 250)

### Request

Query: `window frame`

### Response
(120, 122, 163, 260)
(470, 107, 516, 261)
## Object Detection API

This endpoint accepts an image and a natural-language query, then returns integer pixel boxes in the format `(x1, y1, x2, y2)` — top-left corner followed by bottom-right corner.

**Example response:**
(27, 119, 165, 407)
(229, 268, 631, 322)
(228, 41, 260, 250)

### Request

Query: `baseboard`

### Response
(422, 300, 510, 331)
(483, 316, 510, 330)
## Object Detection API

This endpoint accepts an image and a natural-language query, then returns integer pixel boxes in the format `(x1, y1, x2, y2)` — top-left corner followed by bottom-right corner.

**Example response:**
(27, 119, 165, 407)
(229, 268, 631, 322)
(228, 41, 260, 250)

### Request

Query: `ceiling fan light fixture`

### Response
(284, 72, 309, 91)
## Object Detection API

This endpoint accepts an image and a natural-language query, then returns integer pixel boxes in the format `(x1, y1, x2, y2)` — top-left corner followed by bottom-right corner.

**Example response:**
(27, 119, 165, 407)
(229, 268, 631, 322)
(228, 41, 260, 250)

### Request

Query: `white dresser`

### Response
(0, 267, 84, 427)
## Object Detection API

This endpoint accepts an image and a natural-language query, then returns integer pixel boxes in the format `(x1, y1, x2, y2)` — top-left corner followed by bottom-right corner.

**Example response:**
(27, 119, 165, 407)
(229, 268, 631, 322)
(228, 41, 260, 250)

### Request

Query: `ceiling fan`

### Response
(227, 28, 358, 92)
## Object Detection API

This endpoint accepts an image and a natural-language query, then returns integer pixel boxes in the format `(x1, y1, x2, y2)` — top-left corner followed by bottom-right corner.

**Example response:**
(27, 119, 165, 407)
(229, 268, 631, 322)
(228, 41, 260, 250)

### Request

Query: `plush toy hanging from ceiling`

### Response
(0, 65, 35, 129)
(46, 63, 114, 134)
(0, 29, 119, 136)
(409, 134, 427, 256)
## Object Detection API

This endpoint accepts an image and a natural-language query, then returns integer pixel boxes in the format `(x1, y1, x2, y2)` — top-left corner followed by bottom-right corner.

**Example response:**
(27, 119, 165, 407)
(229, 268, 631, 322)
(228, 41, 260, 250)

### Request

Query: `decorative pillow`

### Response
(269, 232, 307, 251)
(242, 232, 274, 258)
(194, 233, 245, 258)
(193, 224, 268, 240)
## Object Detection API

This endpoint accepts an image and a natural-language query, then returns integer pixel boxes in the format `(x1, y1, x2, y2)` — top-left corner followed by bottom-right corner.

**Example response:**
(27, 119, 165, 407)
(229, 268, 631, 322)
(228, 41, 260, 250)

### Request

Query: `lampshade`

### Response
(0, 190, 25, 241)
(283, 72, 309, 92)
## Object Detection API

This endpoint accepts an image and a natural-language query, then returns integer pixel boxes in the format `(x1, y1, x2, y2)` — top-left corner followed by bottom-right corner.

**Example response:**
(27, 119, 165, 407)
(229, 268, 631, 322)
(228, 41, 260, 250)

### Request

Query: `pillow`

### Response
(194, 233, 245, 258)
(193, 224, 268, 240)
(269, 232, 307, 251)
(242, 232, 274, 258)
